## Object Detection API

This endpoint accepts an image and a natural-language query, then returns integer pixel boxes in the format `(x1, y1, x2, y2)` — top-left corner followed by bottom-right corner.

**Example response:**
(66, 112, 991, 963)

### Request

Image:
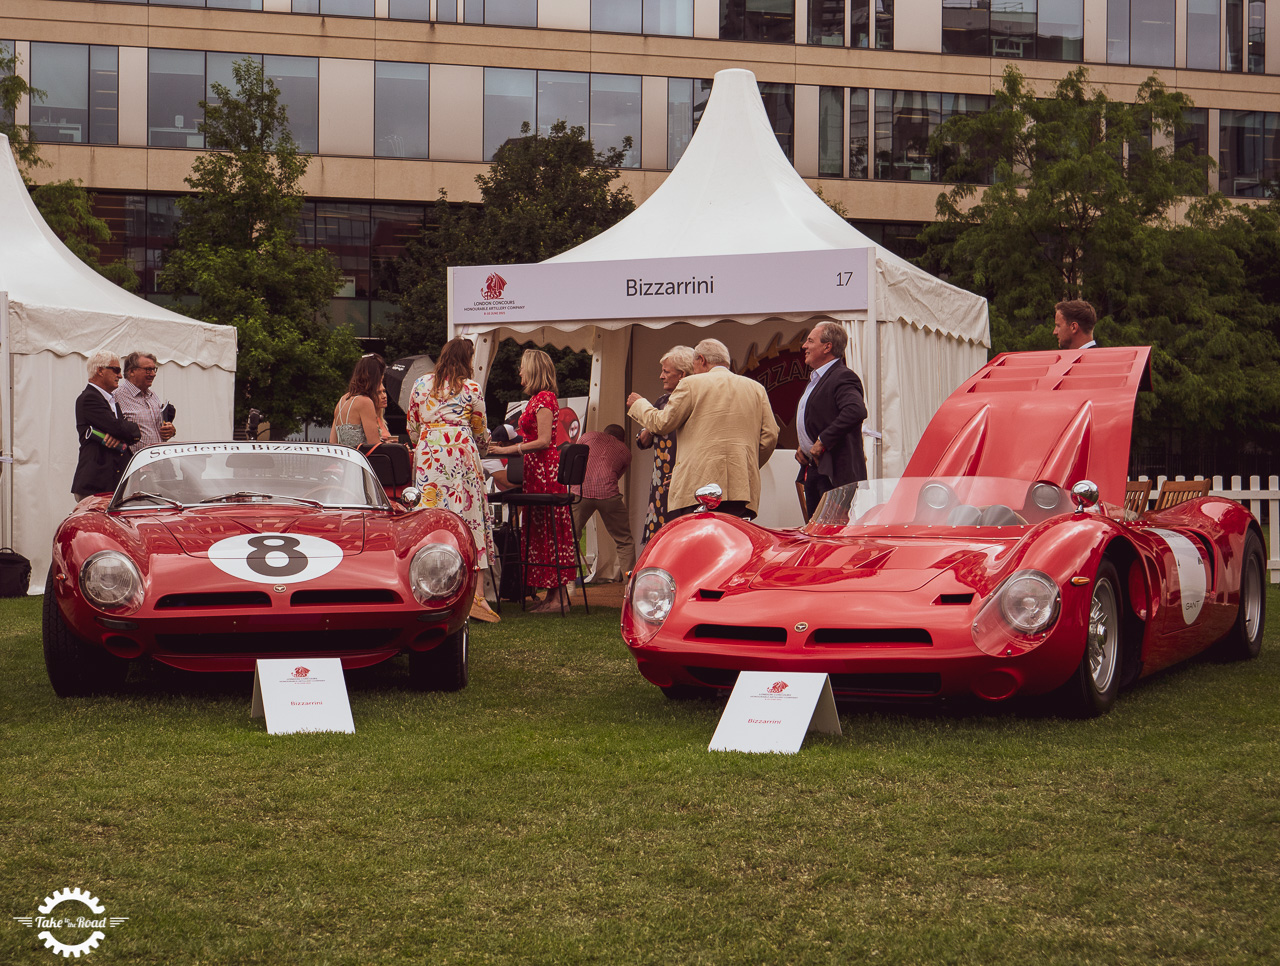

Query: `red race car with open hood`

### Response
(44, 441, 476, 696)
(622, 347, 1266, 716)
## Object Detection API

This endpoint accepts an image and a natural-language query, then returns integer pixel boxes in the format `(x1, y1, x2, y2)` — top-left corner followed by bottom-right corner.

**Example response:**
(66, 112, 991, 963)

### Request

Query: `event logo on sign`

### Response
(481, 273, 507, 300)
(739, 331, 811, 450)
(766, 681, 789, 694)
(208, 533, 344, 585)
(293, 666, 311, 678)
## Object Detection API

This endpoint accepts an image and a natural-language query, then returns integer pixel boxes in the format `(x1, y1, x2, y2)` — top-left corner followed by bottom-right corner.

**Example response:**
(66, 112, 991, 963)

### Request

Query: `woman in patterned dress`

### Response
(406, 337, 499, 623)
(636, 346, 697, 545)
(487, 348, 576, 615)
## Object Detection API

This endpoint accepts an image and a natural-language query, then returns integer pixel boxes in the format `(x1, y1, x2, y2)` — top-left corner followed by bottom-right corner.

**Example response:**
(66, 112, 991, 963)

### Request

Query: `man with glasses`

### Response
(72, 350, 141, 501)
(114, 351, 176, 452)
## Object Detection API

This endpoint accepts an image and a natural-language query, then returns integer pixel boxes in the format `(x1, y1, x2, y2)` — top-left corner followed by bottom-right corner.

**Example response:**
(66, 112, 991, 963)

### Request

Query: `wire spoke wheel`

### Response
(1087, 579, 1119, 694)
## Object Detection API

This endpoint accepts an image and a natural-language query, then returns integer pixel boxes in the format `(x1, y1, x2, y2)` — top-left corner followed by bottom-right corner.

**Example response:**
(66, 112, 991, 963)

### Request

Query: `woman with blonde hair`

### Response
(406, 337, 498, 622)
(330, 354, 385, 447)
(487, 348, 576, 614)
(636, 345, 696, 544)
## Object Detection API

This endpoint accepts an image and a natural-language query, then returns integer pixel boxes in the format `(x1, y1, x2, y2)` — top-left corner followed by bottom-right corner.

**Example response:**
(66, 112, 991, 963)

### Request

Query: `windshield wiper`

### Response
(197, 491, 323, 508)
(113, 491, 184, 509)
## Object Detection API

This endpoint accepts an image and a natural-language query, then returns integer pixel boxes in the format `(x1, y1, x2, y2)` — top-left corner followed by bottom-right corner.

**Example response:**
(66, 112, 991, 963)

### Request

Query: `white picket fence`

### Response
(1135, 475, 1280, 584)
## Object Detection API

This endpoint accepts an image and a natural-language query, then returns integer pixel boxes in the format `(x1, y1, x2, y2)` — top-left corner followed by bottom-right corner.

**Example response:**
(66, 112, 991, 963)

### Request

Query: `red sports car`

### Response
(622, 347, 1266, 716)
(44, 441, 476, 696)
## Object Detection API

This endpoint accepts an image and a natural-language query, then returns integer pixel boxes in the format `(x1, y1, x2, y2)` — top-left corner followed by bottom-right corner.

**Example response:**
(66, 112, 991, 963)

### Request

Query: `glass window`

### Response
(1188, 0, 1220, 69)
(1219, 109, 1280, 196)
(645, 0, 694, 34)
(292, 0, 320, 10)
(594, 0, 642, 31)
(720, 0, 796, 43)
(208, 0, 263, 9)
(148, 49, 205, 148)
(1249, 0, 1266, 72)
(31, 43, 90, 145)
(759, 81, 794, 162)
(943, 0, 989, 55)
(320, 0, 373, 13)
(875, 0, 894, 48)
(850, 88, 869, 178)
(89, 46, 119, 145)
(388, 0, 430, 18)
(591, 73, 642, 167)
(1130, 0, 1174, 67)
(311, 202, 371, 299)
(375, 61, 429, 159)
(370, 204, 428, 300)
(1228, 0, 1245, 70)
(991, 0, 1036, 57)
(1037, 0, 1082, 61)
(265, 55, 319, 154)
(1177, 107, 1210, 159)
(437, 0, 459, 19)
(1, 41, 14, 128)
(1107, 0, 1130, 62)
(207, 52, 259, 109)
(538, 71, 589, 136)
(480, 0, 537, 26)
(144, 194, 181, 295)
(875, 90, 937, 181)
(667, 76, 712, 168)
(809, 0, 844, 44)
(818, 86, 843, 176)
(484, 67, 535, 161)
(851, 0, 870, 47)
(936, 92, 992, 182)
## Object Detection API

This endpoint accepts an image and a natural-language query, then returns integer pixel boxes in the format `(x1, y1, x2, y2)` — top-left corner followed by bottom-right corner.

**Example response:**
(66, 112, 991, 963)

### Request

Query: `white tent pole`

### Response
(0, 294, 11, 550)
(865, 249, 882, 479)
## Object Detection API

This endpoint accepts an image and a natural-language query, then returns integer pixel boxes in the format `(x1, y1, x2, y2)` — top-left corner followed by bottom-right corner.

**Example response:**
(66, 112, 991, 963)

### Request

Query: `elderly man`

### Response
(1052, 299, 1099, 350)
(114, 351, 176, 452)
(72, 350, 141, 501)
(627, 338, 779, 520)
(796, 321, 868, 520)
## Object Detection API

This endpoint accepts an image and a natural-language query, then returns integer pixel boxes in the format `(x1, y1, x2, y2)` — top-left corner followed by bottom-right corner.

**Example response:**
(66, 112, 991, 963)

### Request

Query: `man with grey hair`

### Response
(795, 321, 867, 520)
(72, 350, 141, 500)
(627, 338, 779, 520)
(114, 351, 176, 452)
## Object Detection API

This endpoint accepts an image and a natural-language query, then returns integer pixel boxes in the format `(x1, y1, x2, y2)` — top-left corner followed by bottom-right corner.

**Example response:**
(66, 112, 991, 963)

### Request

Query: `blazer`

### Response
(71, 384, 142, 496)
(803, 360, 868, 487)
(629, 366, 780, 514)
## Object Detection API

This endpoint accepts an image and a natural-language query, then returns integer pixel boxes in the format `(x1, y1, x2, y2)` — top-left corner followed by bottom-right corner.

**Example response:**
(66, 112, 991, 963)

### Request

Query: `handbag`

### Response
(0, 547, 32, 597)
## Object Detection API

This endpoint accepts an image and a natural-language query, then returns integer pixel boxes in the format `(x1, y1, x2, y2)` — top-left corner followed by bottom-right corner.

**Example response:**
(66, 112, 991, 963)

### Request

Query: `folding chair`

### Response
(1153, 478, 1210, 511)
(1124, 480, 1152, 515)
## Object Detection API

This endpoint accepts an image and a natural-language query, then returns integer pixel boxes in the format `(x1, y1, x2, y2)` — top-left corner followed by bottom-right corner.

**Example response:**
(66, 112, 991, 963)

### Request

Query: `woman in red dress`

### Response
(488, 349, 576, 614)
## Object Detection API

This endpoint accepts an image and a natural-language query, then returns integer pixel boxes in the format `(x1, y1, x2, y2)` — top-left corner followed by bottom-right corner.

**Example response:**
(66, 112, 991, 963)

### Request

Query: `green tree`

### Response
(1, 46, 138, 290)
(157, 58, 356, 436)
(382, 120, 635, 419)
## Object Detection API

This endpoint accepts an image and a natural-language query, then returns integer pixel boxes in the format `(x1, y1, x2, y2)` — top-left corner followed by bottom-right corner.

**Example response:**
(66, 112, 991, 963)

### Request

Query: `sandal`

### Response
(470, 594, 501, 623)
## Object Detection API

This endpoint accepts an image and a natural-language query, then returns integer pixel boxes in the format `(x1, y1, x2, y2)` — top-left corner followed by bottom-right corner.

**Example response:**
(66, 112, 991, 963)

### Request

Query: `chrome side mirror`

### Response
(1071, 480, 1099, 513)
(694, 483, 722, 512)
(400, 486, 421, 508)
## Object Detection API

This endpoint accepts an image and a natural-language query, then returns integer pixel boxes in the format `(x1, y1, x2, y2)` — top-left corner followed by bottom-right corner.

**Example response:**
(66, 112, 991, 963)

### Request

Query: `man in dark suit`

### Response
(795, 322, 868, 521)
(72, 351, 141, 501)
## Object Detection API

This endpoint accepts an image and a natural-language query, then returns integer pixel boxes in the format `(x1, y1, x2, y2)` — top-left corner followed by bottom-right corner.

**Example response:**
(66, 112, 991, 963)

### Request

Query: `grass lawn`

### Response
(3, 588, 1279, 965)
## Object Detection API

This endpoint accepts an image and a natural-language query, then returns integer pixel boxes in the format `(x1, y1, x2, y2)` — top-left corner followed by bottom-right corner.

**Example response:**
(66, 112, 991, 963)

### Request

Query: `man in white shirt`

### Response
(114, 351, 176, 452)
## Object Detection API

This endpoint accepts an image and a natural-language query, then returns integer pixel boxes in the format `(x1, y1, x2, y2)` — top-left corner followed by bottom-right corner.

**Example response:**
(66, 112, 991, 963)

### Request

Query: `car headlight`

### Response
(630, 568, 676, 625)
(410, 544, 466, 604)
(997, 570, 1060, 634)
(79, 550, 144, 614)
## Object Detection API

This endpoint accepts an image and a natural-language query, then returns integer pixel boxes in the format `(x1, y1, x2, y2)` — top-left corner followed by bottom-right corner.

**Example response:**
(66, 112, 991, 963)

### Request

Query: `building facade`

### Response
(3, 0, 1279, 333)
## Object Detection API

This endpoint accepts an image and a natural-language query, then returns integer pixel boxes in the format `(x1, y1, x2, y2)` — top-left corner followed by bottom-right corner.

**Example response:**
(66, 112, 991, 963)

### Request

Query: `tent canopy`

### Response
(0, 133, 238, 589)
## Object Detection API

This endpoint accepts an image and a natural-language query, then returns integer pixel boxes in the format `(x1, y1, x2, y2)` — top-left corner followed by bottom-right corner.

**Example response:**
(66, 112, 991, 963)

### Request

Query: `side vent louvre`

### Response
(936, 593, 974, 605)
(697, 589, 725, 601)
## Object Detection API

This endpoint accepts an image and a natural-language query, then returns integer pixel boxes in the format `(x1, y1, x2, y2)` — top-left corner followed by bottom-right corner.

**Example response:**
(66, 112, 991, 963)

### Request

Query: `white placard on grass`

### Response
(251, 658, 355, 735)
(709, 671, 841, 754)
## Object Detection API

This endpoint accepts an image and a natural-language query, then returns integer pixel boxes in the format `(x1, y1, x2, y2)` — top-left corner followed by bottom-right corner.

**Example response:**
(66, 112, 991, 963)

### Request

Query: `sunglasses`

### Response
(103, 366, 122, 374)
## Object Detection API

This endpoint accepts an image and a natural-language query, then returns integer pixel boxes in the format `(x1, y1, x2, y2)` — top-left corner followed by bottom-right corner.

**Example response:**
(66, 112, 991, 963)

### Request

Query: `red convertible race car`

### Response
(622, 347, 1266, 716)
(44, 441, 476, 696)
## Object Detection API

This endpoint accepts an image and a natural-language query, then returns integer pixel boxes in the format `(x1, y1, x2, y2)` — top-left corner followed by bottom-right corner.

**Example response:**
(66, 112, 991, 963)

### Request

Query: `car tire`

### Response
(1214, 531, 1266, 662)
(42, 567, 128, 697)
(1056, 558, 1123, 718)
(409, 621, 469, 692)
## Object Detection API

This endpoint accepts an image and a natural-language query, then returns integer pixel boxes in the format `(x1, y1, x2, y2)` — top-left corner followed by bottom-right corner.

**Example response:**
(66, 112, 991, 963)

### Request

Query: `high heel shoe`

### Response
(470, 593, 501, 623)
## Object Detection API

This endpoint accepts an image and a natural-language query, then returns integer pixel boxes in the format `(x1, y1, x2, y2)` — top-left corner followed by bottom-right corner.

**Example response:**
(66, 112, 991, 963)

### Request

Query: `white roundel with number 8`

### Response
(208, 532, 344, 584)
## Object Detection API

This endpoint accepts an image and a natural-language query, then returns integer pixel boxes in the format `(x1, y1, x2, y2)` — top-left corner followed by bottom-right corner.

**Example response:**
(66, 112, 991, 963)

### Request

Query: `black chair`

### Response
(359, 441, 412, 496)
(486, 455, 524, 609)
(499, 443, 590, 615)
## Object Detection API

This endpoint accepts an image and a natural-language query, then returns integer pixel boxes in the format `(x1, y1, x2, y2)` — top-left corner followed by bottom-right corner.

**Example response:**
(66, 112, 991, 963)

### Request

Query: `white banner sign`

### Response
(709, 671, 842, 754)
(251, 658, 355, 735)
(450, 248, 872, 329)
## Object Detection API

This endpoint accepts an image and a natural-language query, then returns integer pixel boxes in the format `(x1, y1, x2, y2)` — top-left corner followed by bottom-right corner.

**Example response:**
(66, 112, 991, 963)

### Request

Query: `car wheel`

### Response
(660, 683, 719, 701)
(42, 567, 128, 697)
(1057, 559, 1123, 718)
(409, 621, 469, 692)
(1214, 531, 1266, 662)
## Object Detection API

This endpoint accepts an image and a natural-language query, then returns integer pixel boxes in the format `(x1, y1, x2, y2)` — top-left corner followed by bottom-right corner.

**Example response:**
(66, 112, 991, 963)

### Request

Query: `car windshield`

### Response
(806, 476, 1077, 531)
(112, 442, 390, 510)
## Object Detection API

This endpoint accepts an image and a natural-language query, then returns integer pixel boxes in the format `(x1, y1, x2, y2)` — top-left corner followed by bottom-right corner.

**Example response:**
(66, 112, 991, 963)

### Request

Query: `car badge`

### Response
(274, 584, 287, 593)
(794, 622, 808, 632)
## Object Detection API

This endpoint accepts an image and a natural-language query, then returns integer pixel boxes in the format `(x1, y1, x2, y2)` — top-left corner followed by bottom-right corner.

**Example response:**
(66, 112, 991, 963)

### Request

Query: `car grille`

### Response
(683, 668, 942, 697)
(155, 591, 272, 608)
(290, 589, 402, 606)
(812, 628, 933, 645)
(154, 629, 401, 654)
(689, 624, 787, 643)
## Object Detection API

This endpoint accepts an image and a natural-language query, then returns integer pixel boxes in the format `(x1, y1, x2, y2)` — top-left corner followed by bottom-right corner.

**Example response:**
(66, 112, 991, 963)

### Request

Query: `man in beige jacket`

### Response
(627, 338, 779, 519)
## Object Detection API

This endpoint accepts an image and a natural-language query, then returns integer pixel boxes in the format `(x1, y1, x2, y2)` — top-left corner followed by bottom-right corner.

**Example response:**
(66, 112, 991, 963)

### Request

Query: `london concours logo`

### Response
(12, 888, 128, 958)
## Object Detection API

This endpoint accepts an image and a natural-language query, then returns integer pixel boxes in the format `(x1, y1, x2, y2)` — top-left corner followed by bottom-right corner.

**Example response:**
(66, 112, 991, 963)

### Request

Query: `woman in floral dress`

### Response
(488, 348, 576, 615)
(406, 337, 499, 622)
(636, 346, 696, 545)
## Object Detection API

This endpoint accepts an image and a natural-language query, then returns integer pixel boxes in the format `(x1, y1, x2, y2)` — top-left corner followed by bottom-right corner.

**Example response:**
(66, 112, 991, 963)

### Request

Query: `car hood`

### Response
(153, 510, 368, 556)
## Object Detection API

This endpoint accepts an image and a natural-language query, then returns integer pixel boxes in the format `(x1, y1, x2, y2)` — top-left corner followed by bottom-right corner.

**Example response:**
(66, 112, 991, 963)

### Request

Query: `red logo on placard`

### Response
(767, 681, 788, 694)
(481, 273, 507, 300)
(293, 666, 310, 678)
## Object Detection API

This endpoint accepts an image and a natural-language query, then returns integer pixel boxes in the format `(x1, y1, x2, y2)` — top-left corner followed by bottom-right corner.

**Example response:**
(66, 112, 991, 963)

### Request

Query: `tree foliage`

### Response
(157, 58, 355, 435)
(1, 46, 138, 290)
(382, 121, 635, 419)
(919, 65, 1280, 462)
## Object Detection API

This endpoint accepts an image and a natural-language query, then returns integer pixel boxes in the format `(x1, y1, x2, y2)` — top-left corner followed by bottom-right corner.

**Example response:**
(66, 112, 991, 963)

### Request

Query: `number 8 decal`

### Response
(209, 532, 343, 584)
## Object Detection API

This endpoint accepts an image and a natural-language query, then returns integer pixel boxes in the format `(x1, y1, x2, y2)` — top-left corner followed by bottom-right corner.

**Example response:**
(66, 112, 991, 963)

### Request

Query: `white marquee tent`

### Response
(0, 134, 238, 591)
(448, 69, 989, 570)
